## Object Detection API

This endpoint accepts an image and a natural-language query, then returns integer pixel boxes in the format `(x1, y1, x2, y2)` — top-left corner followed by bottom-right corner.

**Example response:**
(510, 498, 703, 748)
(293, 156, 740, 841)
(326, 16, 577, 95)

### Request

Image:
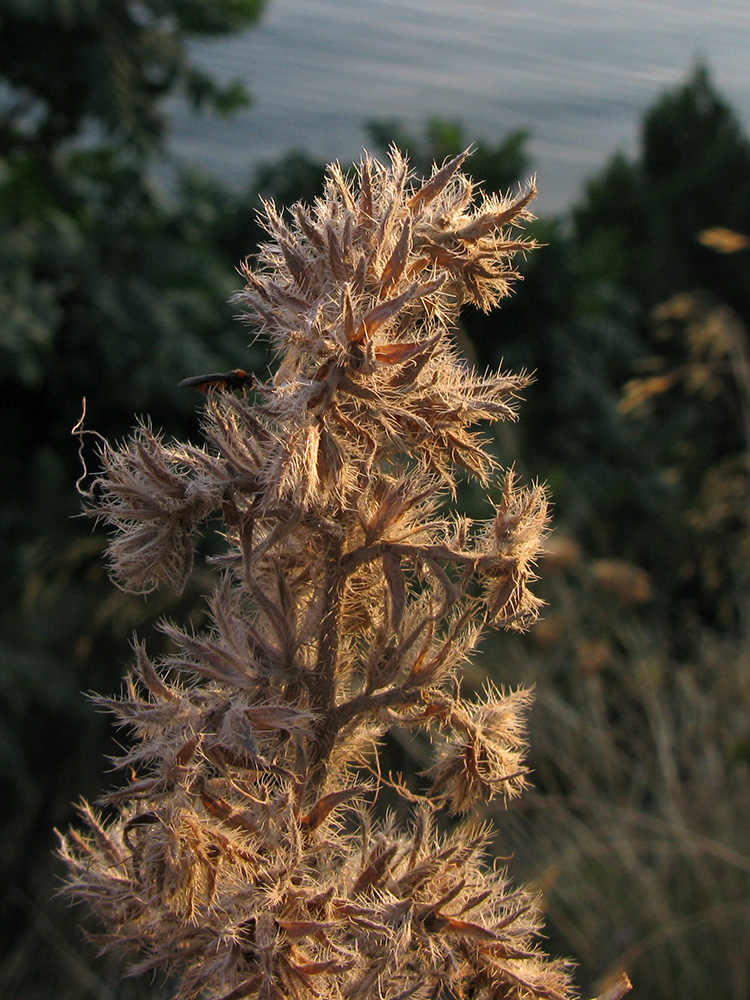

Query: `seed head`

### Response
(61, 151, 581, 1000)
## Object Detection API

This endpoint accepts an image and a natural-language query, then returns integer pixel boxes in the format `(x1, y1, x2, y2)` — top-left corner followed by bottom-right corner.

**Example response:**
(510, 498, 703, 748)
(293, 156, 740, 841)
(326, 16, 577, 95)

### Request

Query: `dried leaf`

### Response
(198, 787, 257, 834)
(379, 217, 412, 290)
(299, 785, 366, 831)
(342, 287, 358, 342)
(275, 919, 331, 939)
(352, 842, 399, 893)
(174, 733, 202, 766)
(425, 913, 498, 941)
(363, 277, 445, 339)
(697, 226, 750, 253)
(133, 641, 176, 701)
(374, 333, 440, 366)
(407, 150, 470, 212)
(453, 183, 537, 242)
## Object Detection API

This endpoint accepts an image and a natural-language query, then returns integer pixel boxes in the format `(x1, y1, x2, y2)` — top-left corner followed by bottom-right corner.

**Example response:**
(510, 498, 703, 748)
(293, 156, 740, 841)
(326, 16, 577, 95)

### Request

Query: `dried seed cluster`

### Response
(61, 150, 574, 1000)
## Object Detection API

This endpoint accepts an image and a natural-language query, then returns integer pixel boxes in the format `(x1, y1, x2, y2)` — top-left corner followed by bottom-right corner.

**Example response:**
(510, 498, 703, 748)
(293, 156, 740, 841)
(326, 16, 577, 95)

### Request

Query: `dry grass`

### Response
(493, 292, 750, 999)
(501, 624, 750, 999)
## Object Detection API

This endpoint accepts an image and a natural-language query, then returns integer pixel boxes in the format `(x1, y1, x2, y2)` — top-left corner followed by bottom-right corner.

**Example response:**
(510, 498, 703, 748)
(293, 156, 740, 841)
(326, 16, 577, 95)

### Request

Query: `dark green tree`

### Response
(570, 65, 750, 626)
(0, 4, 265, 996)
(574, 64, 750, 316)
(0, 0, 261, 152)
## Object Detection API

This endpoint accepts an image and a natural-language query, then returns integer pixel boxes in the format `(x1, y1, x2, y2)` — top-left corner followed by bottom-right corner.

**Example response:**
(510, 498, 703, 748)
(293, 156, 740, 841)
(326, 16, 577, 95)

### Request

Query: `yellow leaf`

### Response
(697, 227, 750, 253)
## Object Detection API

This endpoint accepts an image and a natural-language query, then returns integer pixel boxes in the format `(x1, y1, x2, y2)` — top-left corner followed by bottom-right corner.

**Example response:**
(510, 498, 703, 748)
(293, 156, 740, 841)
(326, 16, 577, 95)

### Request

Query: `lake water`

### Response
(173, 0, 750, 214)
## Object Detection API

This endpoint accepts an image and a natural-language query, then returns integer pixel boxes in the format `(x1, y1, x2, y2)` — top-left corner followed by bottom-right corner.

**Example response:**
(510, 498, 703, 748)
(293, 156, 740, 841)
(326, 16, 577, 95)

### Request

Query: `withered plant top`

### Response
(61, 150, 579, 1000)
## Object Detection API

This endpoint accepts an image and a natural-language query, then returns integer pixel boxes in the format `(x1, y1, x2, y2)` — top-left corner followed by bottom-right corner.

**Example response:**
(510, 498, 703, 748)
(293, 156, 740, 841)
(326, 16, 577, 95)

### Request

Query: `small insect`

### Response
(178, 369, 252, 393)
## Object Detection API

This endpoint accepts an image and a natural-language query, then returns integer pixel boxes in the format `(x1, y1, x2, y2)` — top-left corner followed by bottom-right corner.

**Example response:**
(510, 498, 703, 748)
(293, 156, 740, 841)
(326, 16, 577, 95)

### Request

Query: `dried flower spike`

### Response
(60, 150, 611, 1000)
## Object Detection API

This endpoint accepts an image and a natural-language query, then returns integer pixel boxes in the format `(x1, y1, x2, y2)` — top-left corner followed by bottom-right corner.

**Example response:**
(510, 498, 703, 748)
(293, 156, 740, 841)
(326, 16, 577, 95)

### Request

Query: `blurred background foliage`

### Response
(1, 2, 748, 997)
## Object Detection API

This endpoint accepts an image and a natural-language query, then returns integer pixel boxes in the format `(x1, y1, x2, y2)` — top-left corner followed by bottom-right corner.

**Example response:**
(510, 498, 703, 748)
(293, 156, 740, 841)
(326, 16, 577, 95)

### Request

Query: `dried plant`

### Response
(60, 150, 626, 1000)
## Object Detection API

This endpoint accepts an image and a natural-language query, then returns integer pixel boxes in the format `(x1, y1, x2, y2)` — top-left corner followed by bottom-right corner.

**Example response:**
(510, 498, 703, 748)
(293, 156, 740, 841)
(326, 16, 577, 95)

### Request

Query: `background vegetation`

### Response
(1, 2, 748, 997)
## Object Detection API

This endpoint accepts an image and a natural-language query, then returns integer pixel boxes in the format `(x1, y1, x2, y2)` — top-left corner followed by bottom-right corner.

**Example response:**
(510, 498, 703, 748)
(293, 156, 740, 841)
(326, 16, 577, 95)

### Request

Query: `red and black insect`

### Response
(178, 369, 252, 393)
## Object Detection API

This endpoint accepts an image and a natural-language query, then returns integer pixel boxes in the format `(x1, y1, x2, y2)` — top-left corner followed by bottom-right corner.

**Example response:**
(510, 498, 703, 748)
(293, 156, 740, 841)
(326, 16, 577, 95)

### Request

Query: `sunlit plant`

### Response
(61, 150, 629, 1000)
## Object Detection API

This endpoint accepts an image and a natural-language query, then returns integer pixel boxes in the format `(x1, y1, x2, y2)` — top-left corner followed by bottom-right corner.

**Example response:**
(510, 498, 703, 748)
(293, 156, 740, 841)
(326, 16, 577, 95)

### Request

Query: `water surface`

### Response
(174, 0, 750, 213)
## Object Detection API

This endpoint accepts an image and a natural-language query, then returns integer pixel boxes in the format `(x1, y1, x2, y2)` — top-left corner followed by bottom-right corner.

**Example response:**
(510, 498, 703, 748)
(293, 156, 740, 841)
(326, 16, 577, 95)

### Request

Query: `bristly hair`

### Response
(60, 150, 622, 1000)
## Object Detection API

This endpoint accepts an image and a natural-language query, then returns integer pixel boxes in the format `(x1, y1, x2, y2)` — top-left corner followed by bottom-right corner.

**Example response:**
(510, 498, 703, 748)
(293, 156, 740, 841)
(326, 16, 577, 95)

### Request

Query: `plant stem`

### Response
(304, 529, 345, 799)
